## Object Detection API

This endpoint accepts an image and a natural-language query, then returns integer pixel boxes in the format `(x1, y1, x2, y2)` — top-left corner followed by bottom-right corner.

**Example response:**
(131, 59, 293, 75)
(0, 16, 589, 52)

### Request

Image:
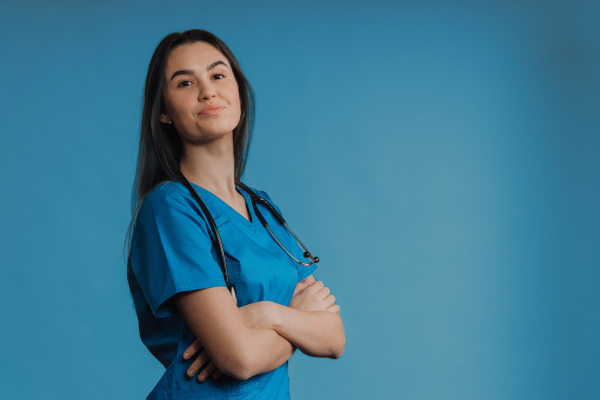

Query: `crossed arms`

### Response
(174, 275, 345, 381)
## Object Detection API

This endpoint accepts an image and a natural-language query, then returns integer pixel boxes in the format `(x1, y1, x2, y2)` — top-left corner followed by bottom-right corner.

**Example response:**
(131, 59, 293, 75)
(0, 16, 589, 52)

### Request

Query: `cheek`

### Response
(235, 99, 242, 121)
(163, 94, 186, 119)
(231, 92, 242, 123)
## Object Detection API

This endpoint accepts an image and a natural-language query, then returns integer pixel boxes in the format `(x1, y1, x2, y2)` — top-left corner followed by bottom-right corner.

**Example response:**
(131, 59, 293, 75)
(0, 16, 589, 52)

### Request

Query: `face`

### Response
(160, 42, 241, 144)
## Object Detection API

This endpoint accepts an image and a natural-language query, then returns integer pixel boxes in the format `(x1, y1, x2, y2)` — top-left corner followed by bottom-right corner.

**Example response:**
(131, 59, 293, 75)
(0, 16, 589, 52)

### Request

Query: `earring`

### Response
(167, 120, 173, 126)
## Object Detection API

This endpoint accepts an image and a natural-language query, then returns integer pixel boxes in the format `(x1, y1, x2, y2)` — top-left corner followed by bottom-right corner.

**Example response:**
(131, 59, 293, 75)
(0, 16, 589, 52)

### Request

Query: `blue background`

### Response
(1, 1, 599, 399)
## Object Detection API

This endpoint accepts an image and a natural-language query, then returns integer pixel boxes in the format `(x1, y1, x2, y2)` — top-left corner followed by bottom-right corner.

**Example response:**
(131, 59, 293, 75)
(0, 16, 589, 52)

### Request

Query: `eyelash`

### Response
(177, 80, 193, 88)
(176, 73, 225, 87)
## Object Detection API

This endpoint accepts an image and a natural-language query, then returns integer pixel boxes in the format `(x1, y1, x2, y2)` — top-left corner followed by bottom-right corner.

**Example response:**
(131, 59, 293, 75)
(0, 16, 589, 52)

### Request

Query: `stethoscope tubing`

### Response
(180, 177, 232, 292)
(181, 177, 319, 294)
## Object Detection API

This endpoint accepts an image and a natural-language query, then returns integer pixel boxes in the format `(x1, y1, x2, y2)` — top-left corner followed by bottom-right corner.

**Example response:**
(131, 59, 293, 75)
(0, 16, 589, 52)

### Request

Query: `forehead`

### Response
(165, 42, 230, 74)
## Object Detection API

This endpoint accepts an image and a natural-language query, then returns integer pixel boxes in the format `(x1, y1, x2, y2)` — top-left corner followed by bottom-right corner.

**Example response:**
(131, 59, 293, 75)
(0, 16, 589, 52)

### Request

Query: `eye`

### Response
(212, 73, 225, 80)
(176, 79, 193, 88)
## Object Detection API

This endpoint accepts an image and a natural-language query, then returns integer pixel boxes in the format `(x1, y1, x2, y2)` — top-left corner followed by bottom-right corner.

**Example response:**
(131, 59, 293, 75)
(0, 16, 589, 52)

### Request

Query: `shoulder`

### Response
(243, 185, 274, 204)
(140, 181, 195, 212)
(241, 184, 284, 215)
(136, 181, 204, 226)
(142, 181, 191, 205)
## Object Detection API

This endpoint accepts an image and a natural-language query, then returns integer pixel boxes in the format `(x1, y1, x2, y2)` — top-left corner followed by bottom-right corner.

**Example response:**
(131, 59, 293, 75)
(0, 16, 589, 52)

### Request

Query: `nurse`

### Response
(127, 29, 345, 399)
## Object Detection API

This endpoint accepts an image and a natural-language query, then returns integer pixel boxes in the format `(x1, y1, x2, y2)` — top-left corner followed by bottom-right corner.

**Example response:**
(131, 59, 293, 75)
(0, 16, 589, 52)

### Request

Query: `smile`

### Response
(198, 106, 225, 116)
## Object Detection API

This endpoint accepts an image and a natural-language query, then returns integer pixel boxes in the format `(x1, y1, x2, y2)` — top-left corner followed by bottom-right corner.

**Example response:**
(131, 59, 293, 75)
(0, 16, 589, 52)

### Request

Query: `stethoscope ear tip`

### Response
(304, 252, 319, 263)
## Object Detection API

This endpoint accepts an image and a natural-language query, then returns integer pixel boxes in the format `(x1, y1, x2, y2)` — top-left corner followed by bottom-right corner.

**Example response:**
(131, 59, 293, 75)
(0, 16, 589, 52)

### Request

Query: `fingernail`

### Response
(184, 352, 190, 359)
(188, 369, 195, 376)
(198, 374, 205, 382)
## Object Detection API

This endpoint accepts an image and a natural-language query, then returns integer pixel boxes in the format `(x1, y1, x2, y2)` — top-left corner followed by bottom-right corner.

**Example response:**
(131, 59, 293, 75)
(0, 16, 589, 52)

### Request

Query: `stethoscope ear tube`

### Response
(180, 176, 233, 294)
(235, 182, 319, 267)
(181, 178, 320, 295)
(235, 181, 286, 226)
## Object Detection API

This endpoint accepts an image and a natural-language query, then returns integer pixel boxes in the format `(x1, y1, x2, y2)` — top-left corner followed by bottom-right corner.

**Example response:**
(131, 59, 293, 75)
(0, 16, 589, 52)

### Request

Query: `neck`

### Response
(179, 134, 237, 197)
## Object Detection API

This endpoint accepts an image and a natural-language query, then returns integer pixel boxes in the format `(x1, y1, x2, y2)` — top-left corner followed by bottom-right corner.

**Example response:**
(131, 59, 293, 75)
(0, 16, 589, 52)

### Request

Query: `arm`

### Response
(182, 276, 344, 380)
(174, 286, 295, 381)
(269, 275, 345, 359)
(225, 275, 344, 359)
(269, 304, 344, 358)
(183, 302, 297, 382)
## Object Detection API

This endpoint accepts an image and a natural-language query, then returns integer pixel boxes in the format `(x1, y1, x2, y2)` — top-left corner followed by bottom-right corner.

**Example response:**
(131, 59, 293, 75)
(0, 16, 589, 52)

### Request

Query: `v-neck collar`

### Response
(190, 182, 257, 232)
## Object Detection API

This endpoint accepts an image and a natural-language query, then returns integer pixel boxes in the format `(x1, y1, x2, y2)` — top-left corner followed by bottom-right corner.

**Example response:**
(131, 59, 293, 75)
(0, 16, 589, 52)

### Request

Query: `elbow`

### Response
(330, 334, 346, 359)
(329, 319, 346, 359)
(216, 355, 253, 381)
(331, 345, 345, 359)
(216, 348, 258, 381)
(211, 327, 279, 381)
(225, 367, 254, 382)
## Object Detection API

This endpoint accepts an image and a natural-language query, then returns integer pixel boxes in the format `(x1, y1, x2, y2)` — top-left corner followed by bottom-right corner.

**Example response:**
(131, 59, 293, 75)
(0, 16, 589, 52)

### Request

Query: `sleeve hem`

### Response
(297, 264, 318, 282)
(150, 279, 228, 317)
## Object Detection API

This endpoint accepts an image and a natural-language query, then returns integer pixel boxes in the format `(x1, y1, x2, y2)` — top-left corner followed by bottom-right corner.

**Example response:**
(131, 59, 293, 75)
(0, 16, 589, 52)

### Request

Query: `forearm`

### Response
(175, 288, 296, 382)
(237, 327, 296, 379)
(231, 302, 297, 379)
(270, 304, 345, 358)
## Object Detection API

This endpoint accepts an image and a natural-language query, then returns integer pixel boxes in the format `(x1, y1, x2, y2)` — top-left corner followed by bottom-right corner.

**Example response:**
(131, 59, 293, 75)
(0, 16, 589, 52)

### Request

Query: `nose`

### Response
(198, 81, 216, 101)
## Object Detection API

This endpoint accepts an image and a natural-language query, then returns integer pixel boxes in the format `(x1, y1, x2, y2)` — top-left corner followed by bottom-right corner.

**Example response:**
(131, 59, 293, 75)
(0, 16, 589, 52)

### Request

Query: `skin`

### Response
(160, 41, 246, 214)
(160, 42, 345, 382)
(184, 275, 342, 381)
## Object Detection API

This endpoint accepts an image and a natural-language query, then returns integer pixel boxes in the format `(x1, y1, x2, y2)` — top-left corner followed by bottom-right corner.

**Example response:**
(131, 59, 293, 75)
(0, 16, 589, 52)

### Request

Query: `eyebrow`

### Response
(169, 60, 229, 81)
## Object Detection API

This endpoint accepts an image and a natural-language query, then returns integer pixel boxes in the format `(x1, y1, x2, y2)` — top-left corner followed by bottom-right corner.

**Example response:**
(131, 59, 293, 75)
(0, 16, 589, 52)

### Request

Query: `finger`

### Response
(316, 286, 331, 299)
(187, 350, 210, 377)
(183, 339, 203, 360)
(212, 369, 223, 380)
(308, 280, 324, 293)
(292, 286, 302, 297)
(198, 361, 218, 383)
(324, 294, 336, 308)
(293, 278, 312, 296)
(326, 304, 340, 314)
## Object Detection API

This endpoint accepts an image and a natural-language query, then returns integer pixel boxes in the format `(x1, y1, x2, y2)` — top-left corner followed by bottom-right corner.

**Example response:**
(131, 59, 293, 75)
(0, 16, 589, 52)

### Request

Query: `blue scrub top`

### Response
(127, 181, 317, 400)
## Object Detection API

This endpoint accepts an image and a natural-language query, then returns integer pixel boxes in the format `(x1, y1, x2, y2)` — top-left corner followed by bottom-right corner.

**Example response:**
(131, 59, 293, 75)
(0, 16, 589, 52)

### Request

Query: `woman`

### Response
(127, 29, 345, 399)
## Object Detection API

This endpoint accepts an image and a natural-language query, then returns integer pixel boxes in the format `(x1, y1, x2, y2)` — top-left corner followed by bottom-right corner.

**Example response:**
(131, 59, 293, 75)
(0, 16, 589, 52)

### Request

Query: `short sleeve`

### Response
(129, 184, 227, 318)
(254, 189, 318, 282)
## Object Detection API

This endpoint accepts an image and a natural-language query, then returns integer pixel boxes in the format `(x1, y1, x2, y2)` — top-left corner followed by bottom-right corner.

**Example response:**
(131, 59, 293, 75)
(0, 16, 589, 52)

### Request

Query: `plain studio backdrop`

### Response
(1, 1, 598, 399)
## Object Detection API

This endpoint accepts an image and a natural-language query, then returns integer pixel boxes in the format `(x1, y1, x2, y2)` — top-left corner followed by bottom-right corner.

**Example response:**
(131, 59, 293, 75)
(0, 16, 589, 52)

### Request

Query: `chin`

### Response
(199, 122, 238, 137)
(185, 130, 234, 143)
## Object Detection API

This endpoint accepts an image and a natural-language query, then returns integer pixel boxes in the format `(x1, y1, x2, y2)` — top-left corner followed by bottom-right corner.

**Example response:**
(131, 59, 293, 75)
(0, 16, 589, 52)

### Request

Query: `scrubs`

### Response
(127, 181, 317, 400)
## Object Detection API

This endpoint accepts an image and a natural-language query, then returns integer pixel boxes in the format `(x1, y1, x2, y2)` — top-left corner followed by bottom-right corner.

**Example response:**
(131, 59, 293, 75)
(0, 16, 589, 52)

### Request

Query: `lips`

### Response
(198, 105, 225, 116)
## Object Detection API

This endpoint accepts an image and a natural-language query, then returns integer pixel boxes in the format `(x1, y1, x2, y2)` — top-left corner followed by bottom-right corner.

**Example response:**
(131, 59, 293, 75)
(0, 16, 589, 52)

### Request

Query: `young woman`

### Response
(126, 29, 345, 399)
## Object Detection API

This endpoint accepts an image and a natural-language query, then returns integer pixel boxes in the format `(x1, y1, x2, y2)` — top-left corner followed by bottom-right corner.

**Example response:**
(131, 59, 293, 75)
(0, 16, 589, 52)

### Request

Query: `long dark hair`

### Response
(125, 30, 255, 256)
(133, 29, 255, 212)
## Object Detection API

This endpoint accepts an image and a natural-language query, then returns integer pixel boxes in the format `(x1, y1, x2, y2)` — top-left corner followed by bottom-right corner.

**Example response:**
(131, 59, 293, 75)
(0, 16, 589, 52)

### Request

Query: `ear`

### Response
(160, 113, 171, 124)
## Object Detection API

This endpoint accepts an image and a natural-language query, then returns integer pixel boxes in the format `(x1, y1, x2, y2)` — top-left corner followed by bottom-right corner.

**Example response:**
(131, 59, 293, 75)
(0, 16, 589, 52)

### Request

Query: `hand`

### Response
(326, 303, 340, 314)
(183, 339, 223, 382)
(289, 280, 337, 313)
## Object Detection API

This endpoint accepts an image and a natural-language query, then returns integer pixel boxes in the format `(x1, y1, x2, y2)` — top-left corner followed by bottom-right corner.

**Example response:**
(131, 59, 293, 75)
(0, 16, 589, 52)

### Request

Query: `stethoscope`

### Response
(180, 177, 319, 296)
